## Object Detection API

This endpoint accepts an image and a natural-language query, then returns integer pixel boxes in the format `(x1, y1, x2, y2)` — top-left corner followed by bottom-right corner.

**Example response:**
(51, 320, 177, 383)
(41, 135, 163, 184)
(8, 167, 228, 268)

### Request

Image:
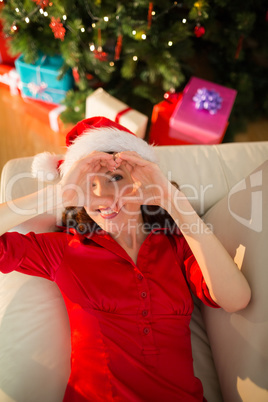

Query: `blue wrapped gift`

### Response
(15, 54, 74, 104)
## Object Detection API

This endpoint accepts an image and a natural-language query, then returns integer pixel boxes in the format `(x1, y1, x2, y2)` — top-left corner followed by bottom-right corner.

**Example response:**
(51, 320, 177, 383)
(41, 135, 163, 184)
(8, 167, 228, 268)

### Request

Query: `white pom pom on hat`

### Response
(32, 116, 157, 181)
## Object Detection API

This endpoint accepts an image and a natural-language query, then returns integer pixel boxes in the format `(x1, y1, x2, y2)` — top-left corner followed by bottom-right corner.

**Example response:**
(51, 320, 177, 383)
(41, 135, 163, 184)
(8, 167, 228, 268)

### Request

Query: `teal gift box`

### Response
(15, 54, 74, 104)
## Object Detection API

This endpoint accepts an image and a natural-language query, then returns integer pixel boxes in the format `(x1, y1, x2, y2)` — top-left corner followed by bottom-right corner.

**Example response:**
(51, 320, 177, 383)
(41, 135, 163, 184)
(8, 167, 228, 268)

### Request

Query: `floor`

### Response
(0, 87, 268, 174)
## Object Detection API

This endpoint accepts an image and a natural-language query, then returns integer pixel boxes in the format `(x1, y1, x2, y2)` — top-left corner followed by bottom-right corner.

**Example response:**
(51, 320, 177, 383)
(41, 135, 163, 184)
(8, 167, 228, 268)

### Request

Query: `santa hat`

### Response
(32, 116, 157, 181)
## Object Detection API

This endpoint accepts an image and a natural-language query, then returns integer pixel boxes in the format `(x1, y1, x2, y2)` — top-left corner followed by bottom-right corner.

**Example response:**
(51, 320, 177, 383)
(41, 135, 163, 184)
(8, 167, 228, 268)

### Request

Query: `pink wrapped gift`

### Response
(169, 77, 237, 144)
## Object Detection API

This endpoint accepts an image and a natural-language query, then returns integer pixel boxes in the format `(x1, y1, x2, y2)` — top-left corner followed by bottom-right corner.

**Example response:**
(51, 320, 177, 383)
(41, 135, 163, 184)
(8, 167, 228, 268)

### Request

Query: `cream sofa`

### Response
(0, 141, 268, 402)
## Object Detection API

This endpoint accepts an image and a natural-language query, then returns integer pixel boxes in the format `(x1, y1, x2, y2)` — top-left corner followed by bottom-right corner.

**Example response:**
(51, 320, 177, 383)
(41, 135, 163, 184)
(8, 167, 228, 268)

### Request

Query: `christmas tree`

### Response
(1, 0, 267, 138)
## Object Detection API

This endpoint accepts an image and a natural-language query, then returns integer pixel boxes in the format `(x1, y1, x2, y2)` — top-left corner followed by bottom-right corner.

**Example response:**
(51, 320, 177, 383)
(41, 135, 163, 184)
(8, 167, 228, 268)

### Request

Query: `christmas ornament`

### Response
(93, 49, 108, 62)
(147, 2, 153, 29)
(93, 28, 108, 62)
(32, 0, 50, 9)
(49, 16, 66, 41)
(194, 25, 205, 38)
(235, 34, 244, 60)
(192, 87, 222, 115)
(72, 67, 80, 83)
(134, 29, 147, 40)
(114, 34, 123, 61)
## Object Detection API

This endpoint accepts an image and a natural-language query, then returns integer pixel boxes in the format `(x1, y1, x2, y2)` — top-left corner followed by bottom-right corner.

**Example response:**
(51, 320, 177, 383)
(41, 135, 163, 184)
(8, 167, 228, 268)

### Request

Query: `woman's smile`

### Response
(98, 207, 120, 219)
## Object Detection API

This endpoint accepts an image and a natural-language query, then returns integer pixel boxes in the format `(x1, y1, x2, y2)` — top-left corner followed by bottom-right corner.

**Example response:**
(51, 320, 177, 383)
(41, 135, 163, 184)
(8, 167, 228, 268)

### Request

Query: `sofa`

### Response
(0, 141, 268, 402)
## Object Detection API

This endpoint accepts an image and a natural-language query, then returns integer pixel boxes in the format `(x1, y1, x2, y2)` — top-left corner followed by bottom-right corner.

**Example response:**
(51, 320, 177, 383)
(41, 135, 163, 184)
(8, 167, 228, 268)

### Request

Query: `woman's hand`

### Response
(58, 151, 117, 208)
(113, 151, 177, 209)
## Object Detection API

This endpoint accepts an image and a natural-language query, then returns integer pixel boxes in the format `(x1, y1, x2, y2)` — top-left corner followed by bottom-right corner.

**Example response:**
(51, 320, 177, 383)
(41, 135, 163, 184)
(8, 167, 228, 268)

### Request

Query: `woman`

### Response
(0, 116, 251, 401)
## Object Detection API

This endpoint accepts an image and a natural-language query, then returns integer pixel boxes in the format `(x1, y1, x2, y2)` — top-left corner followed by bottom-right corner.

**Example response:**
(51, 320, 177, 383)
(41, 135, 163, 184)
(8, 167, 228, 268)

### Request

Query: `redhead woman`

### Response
(0, 116, 251, 401)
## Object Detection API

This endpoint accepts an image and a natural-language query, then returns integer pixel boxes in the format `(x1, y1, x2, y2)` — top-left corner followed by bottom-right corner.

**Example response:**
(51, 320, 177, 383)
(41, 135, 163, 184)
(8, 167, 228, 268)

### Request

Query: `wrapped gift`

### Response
(0, 64, 20, 95)
(85, 87, 148, 138)
(169, 77, 237, 144)
(15, 54, 74, 104)
(22, 97, 69, 132)
(0, 18, 20, 65)
(148, 92, 183, 145)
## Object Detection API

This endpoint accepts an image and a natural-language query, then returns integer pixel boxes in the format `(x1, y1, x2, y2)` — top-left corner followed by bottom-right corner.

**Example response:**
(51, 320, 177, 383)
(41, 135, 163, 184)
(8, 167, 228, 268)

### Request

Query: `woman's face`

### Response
(84, 163, 142, 235)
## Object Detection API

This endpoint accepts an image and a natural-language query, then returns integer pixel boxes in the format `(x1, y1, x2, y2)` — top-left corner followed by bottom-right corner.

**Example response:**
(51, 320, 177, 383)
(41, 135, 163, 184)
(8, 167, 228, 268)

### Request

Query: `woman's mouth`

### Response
(98, 207, 119, 219)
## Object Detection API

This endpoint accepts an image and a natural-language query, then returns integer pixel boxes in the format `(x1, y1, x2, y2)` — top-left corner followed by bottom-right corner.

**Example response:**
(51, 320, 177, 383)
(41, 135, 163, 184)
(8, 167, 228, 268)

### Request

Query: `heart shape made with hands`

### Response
(59, 151, 172, 211)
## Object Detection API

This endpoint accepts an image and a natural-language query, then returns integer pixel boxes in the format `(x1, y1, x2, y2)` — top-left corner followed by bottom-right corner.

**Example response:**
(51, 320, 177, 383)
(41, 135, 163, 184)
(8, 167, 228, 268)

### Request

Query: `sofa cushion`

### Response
(0, 272, 71, 402)
(202, 160, 268, 401)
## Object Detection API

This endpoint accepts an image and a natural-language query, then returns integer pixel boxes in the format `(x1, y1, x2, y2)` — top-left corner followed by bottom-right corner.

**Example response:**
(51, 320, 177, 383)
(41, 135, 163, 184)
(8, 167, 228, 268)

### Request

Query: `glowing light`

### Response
(141, 33, 146, 40)
(152, 11, 156, 15)
(168, 41, 173, 46)
(92, 23, 96, 28)
(44, 11, 48, 16)
(39, 8, 44, 14)
(90, 44, 95, 51)
(15, 8, 20, 12)
(109, 61, 114, 66)
(182, 18, 187, 23)
(132, 30, 136, 35)
(25, 17, 30, 23)
(12, 25, 18, 31)
(63, 15, 67, 20)
(133, 55, 138, 61)
(81, 27, 85, 32)
(104, 16, 109, 22)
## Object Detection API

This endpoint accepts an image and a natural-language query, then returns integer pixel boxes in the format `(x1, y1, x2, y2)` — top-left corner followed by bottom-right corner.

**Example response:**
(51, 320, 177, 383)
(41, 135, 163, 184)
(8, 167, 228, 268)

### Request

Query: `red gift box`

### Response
(169, 77, 237, 144)
(22, 97, 72, 133)
(148, 92, 186, 146)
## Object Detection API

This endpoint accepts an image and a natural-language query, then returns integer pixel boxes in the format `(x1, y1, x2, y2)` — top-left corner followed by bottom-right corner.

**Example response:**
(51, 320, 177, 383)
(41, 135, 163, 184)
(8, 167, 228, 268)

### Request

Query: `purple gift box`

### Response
(169, 77, 237, 144)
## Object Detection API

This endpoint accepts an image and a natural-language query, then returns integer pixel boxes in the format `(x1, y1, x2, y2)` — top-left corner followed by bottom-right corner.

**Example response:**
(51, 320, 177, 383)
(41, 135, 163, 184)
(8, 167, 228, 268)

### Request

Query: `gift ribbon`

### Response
(0, 68, 20, 95)
(192, 87, 222, 115)
(115, 107, 132, 123)
(164, 91, 181, 104)
(48, 104, 66, 132)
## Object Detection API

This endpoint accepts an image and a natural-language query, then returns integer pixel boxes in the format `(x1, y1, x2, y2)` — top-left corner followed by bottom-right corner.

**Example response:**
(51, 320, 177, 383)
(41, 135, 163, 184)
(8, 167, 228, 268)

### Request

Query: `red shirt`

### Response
(0, 228, 218, 401)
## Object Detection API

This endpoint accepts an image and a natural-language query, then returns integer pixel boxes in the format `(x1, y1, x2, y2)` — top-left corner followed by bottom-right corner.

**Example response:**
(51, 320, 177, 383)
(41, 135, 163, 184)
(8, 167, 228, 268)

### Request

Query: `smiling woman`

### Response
(0, 116, 251, 401)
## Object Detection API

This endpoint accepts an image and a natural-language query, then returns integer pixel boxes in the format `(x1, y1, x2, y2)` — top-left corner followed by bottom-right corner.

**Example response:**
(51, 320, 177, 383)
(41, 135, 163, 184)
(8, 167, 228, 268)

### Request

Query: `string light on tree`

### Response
(11, 24, 18, 33)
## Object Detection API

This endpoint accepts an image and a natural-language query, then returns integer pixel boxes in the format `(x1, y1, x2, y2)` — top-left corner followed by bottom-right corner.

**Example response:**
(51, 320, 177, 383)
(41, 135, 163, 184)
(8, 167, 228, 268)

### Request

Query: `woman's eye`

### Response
(109, 174, 123, 182)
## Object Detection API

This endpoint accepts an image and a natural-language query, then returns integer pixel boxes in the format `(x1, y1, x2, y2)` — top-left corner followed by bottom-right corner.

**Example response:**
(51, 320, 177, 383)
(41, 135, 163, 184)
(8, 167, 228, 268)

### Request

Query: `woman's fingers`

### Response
(114, 151, 150, 167)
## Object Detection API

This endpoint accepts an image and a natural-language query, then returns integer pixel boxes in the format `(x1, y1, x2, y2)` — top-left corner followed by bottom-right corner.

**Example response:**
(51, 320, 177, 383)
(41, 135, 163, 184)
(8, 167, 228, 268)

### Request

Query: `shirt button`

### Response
(137, 273, 143, 280)
(141, 291, 147, 298)
(142, 310, 148, 317)
(143, 327, 150, 335)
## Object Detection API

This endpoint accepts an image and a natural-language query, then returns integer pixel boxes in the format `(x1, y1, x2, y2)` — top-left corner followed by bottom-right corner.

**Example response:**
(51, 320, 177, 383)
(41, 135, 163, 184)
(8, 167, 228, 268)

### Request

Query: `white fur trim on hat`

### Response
(32, 127, 158, 181)
(60, 127, 157, 176)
